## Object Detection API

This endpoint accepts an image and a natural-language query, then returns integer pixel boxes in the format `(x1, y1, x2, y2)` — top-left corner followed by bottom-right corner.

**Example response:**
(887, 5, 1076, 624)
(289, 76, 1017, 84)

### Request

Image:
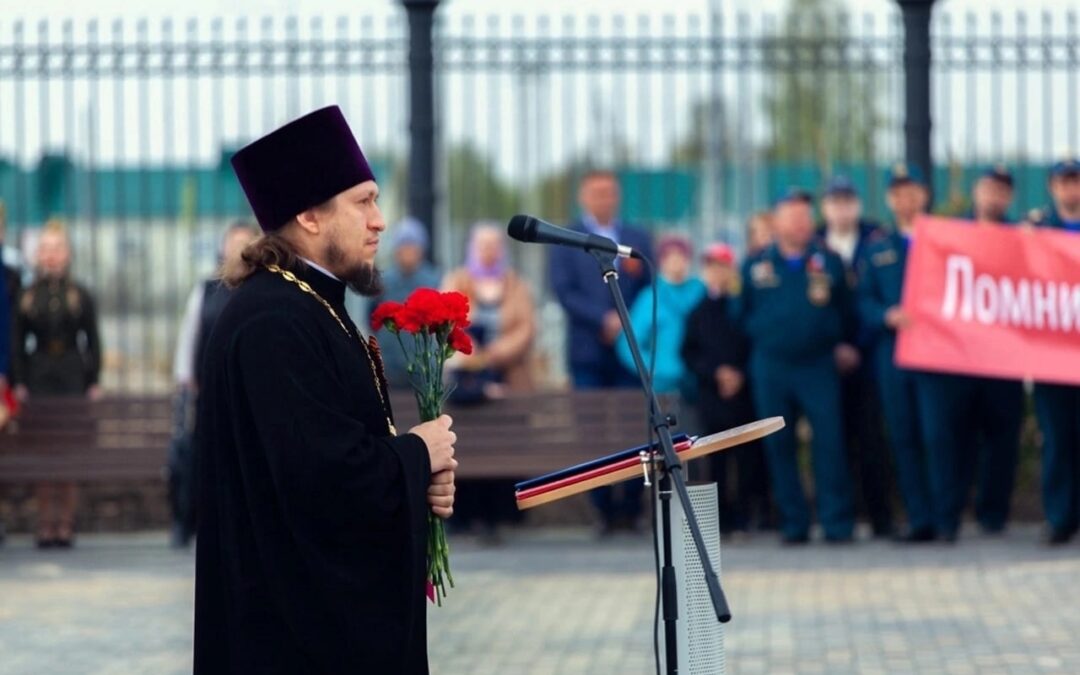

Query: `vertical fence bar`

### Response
(162, 18, 180, 375)
(898, 0, 936, 203)
(110, 19, 129, 390)
(1069, 11, 1078, 154)
(13, 21, 27, 231)
(403, 0, 439, 259)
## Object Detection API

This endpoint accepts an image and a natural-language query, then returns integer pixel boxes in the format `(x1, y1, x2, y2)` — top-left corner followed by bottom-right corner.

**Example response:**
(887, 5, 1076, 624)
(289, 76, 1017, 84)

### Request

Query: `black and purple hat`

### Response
(231, 105, 376, 232)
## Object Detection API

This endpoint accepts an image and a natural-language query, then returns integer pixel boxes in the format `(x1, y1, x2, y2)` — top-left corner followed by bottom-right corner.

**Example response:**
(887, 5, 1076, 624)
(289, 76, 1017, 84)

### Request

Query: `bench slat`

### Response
(0, 391, 666, 483)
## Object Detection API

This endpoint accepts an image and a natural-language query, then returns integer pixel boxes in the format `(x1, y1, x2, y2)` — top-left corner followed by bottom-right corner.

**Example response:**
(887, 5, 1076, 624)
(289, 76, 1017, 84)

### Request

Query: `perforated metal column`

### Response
(657, 482, 725, 674)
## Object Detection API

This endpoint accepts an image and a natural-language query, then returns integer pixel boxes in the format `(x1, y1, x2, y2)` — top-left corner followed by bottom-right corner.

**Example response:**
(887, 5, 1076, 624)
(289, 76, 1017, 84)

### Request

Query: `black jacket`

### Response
(194, 264, 432, 674)
(681, 294, 754, 432)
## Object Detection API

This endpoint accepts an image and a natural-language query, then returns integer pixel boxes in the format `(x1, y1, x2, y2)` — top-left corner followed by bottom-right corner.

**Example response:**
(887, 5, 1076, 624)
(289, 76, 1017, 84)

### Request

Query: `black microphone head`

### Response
(507, 214, 537, 243)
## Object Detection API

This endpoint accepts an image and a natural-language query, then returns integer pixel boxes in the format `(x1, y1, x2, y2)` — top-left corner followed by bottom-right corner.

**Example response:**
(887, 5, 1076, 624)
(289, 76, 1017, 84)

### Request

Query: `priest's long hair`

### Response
(220, 232, 301, 289)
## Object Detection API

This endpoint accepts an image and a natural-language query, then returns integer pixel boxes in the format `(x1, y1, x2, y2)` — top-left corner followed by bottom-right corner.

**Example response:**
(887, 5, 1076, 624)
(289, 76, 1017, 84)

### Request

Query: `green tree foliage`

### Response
(761, 0, 883, 169)
(669, 96, 732, 166)
(445, 143, 521, 226)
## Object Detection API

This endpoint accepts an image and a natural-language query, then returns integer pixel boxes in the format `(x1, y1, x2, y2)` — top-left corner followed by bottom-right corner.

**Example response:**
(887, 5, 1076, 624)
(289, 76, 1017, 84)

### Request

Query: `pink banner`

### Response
(895, 215, 1080, 385)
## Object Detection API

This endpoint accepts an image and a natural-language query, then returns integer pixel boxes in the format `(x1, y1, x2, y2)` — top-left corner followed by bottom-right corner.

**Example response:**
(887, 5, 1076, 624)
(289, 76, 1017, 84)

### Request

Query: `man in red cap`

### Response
(194, 106, 457, 674)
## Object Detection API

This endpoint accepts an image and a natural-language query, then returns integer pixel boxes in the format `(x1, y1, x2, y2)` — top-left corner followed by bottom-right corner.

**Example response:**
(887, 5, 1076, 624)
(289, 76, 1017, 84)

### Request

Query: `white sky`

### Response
(7, 0, 1073, 22)
(1, 0, 1076, 178)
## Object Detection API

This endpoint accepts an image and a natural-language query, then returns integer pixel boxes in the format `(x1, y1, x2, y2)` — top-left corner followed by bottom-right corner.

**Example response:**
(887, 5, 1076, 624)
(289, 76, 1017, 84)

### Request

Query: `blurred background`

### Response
(4, 1, 1080, 673)
(0, 0, 1075, 392)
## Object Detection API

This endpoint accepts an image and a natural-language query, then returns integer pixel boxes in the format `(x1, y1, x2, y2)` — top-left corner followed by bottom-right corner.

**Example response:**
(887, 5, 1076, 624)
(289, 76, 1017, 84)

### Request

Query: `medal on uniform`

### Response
(806, 253, 831, 306)
(872, 249, 897, 267)
(751, 260, 778, 287)
(808, 274, 831, 306)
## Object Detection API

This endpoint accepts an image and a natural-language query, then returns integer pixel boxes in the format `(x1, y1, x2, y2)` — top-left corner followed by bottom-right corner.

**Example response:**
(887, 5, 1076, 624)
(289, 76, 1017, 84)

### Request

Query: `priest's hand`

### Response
(411, 414, 458, 473)
(428, 470, 456, 519)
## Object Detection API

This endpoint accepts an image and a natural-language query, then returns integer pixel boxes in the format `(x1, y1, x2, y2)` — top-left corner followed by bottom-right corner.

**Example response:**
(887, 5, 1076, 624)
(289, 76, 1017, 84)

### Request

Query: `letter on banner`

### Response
(897, 215, 1080, 385)
(941, 255, 973, 321)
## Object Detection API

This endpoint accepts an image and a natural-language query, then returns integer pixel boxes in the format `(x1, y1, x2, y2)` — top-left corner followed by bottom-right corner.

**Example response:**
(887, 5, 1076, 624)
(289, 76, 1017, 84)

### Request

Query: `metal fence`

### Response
(0, 6, 1077, 392)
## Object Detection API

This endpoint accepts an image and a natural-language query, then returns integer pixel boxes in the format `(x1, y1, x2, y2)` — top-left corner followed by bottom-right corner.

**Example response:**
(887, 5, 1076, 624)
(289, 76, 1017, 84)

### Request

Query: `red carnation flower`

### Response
(448, 326, 474, 355)
(371, 301, 404, 332)
(402, 288, 472, 330)
(404, 288, 446, 329)
(394, 305, 425, 334)
(439, 291, 471, 327)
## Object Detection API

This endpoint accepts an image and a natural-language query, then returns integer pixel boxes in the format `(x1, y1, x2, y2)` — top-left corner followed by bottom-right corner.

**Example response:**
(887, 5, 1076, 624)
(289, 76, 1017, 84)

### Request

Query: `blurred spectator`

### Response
(858, 163, 935, 542)
(13, 220, 102, 549)
(681, 243, 771, 534)
(746, 211, 775, 257)
(0, 201, 13, 546)
(169, 222, 259, 548)
(444, 222, 537, 397)
(733, 188, 856, 544)
(941, 167, 1024, 539)
(616, 234, 704, 396)
(818, 176, 895, 538)
(0, 200, 23, 312)
(443, 223, 536, 541)
(971, 165, 1016, 223)
(0, 200, 20, 546)
(363, 217, 441, 388)
(1029, 157, 1080, 544)
(550, 169, 654, 534)
(0, 201, 21, 394)
(917, 165, 1023, 541)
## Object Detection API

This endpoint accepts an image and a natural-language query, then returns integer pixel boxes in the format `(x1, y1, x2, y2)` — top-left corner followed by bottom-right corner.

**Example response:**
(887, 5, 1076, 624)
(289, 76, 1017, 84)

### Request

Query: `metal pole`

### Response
(402, 0, 439, 260)
(897, 0, 936, 203)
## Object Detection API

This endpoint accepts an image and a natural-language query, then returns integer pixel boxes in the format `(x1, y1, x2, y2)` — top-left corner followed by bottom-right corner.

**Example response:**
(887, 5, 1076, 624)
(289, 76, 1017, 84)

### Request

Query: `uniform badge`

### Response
(872, 249, 898, 267)
(807, 257, 832, 306)
(750, 260, 778, 287)
(807, 274, 831, 306)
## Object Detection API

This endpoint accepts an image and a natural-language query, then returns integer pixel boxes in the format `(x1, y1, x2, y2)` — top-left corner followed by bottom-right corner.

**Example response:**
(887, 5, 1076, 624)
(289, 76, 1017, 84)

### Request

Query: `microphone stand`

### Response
(589, 248, 731, 675)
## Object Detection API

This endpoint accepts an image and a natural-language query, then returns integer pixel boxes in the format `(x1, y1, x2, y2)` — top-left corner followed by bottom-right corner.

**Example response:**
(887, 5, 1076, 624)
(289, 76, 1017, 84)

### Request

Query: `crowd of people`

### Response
(4, 157, 1078, 550)
(548, 164, 1080, 548)
(350, 163, 1080, 546)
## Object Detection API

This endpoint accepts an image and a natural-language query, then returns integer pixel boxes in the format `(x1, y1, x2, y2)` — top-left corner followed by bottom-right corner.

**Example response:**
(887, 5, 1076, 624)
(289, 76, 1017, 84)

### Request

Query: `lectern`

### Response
(515, 417, 784, 674)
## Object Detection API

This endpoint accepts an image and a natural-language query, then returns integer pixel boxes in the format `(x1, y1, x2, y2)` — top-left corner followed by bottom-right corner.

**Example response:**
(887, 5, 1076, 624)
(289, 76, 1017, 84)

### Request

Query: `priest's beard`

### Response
(325, 238, 384, 297)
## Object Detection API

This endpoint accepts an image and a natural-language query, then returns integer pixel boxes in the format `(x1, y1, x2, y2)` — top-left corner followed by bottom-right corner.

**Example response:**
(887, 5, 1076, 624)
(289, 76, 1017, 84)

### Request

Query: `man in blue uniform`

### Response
(857, 164, 936, 542)
(916, 165, 1024, 541)
(549, 169, 654, 533)
(1028, 157, 1080, 544)
(818, 176, 894, 538)
(734, 188, 856, 544)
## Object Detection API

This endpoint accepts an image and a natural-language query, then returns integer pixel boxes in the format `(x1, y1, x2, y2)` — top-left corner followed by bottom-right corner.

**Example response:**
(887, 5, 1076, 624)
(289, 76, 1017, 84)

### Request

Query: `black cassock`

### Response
(194, 264, 432, 674)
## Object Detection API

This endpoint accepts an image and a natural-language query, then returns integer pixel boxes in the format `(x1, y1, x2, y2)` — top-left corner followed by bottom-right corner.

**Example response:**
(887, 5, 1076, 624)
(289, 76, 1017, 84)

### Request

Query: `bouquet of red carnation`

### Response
(371, 288, 473, 606)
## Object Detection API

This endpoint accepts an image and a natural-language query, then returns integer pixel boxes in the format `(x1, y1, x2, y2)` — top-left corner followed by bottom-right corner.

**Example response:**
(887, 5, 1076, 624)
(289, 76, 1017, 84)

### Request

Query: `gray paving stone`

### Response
(1, 526, 1079, 673)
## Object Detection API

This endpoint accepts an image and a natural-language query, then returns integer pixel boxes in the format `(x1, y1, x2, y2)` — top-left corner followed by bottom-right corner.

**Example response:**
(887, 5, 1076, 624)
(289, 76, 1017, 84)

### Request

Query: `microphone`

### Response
(507, 214, 641, 260)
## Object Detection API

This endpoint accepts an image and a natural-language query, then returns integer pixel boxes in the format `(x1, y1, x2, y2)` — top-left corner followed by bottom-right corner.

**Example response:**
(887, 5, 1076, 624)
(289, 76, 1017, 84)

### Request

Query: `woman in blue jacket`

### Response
(617, 235, 706, 396)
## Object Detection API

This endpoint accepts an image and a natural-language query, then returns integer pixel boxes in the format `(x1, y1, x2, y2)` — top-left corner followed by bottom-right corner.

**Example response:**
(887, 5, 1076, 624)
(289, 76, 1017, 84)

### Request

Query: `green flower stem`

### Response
(383, 315, 466, 604)
(409, 325, 456, 606)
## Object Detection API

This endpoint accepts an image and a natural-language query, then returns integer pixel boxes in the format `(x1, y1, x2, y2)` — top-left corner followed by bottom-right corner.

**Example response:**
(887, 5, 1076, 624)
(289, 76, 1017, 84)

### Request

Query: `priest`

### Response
(193, 105, 458, 674)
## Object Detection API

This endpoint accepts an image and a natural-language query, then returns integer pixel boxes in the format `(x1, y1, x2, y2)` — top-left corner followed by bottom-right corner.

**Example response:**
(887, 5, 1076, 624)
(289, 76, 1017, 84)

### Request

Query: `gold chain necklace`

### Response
(266, 264, 398, 436)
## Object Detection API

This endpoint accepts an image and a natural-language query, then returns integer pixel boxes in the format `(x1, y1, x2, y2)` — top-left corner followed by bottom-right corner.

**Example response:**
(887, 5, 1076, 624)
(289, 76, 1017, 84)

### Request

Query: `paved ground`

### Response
(1, 525, 1079, 674)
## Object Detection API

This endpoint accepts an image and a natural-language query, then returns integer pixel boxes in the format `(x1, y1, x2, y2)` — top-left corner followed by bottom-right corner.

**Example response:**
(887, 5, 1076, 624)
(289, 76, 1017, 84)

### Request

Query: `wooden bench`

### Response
(0, 390, 669, 484)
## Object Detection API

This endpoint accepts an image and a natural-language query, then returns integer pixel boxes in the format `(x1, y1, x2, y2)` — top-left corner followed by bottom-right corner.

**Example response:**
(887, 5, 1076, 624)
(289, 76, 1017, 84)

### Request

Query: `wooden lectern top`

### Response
(515, 417, 785, 510)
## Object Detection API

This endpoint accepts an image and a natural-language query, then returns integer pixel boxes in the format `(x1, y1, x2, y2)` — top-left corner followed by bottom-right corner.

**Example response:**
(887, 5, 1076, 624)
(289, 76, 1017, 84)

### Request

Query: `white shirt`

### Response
(826, 229, 859, 266)
(300, 257, 341, 282)
(173, 284, 204, 384)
